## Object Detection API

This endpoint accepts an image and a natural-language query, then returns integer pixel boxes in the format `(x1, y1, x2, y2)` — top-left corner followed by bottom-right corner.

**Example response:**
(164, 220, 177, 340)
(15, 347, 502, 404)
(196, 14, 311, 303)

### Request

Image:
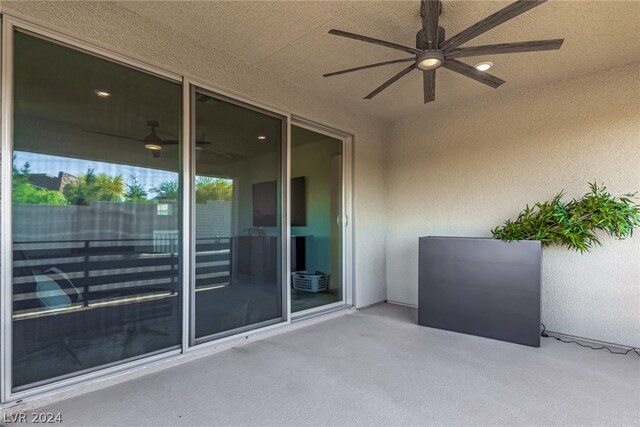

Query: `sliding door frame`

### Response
(185, 81, 291, 347)
(0, 16, 13, 405)
(289, 117, 354, 319)
(0, 15, 185, 404)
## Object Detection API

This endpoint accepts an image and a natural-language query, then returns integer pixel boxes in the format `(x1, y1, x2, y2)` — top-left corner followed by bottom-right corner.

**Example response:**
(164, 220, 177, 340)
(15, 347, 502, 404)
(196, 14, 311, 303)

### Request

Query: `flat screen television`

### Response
(253, 177, 306, 226)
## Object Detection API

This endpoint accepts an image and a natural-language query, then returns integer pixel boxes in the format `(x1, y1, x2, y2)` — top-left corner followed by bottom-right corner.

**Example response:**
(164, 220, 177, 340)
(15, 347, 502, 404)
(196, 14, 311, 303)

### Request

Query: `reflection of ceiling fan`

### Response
(84, 120, 217, 158)
(324, 0, 564, 104)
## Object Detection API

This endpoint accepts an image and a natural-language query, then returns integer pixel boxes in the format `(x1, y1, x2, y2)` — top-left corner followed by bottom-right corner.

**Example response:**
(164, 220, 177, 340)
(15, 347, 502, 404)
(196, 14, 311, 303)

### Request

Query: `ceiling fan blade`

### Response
(83, 129, 143, 142)
(422, 0, 441, 50)
(423, 70, 436, 103)
(162, 140, 233, 158)
(156, 129, 178, 138)
(445, 39, 564, 59)
(209, 148, 233, 159)
(163, 140, 212, 145)
(442, 59, 505, 88)
(364, 64, 416, 100)
(328, 29, 421, 55)
(324, 58, 415, 78)
(439, 0, 547, 52)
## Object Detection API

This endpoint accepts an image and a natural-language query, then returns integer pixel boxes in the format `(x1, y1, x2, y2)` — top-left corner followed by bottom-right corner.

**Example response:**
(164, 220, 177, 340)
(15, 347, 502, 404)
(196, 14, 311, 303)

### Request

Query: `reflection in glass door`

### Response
(4, 21, 350, 396)
(290, 126, 343, 313)
(193, 89, 285, 342)
(11, 31, 182, 390)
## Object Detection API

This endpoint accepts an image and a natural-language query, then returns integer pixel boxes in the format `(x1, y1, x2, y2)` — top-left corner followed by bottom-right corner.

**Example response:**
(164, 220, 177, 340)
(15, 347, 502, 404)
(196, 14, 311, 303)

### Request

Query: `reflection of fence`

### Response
(13, 201, 233, 242)
(13, 237, 231, 316)
(195, 238, 233, 290)
(154, 230, 179, 253)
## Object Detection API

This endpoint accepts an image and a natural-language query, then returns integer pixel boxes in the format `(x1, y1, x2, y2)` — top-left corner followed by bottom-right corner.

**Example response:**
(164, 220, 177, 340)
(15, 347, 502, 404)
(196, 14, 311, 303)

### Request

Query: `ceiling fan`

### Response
(84, 120, 218, 158)
(324, 0, 564, 103)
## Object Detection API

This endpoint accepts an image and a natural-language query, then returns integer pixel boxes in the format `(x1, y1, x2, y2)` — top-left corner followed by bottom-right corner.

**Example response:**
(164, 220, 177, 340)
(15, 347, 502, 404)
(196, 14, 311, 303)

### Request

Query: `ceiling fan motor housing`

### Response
(416, 27, 445, 51)
(416, 50, 444, 70)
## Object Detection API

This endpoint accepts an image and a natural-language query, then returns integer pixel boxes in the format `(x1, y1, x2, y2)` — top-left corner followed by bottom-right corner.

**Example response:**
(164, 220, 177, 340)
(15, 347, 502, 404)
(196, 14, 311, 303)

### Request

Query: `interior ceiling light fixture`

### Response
(94, 89, 111, 97)
(324, 0, 564, 104)
(257, 136, 267, 141)
(143, 121, 163, 151)
(82, 120, 212, 159)
(474, 61, 493, 71)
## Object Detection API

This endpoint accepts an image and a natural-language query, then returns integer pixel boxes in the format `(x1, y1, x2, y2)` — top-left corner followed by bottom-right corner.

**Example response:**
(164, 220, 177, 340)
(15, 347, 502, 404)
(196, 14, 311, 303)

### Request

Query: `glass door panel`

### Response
(12, 31, 182, 389)
(290, 126, 343, 313)
(193, 89, 284, 341)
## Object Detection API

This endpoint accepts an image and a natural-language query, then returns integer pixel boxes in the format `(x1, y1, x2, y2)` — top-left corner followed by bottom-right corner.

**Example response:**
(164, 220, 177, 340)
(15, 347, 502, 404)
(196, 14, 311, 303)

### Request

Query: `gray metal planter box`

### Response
(418, 237, 541, 347)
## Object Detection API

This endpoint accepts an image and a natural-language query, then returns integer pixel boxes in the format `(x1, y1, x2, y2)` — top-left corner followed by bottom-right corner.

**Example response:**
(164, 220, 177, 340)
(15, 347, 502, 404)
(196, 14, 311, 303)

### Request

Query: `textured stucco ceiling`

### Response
(119, 1, 640, 120)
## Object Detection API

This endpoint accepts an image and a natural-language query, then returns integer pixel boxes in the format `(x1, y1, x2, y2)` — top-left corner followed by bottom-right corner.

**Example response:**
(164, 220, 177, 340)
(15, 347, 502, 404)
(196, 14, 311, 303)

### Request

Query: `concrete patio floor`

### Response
(7, 303, 639, 426)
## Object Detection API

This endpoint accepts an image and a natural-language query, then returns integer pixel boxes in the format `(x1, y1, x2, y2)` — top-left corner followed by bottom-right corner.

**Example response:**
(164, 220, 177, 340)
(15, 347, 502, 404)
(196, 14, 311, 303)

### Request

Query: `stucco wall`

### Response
(386, 63, 640, 347)
(0, 1, 388, 308)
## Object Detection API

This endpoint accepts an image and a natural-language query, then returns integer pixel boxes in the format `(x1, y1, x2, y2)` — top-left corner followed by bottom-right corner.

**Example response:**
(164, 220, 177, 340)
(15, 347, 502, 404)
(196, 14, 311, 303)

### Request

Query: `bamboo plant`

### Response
(492, 183, 640, 252)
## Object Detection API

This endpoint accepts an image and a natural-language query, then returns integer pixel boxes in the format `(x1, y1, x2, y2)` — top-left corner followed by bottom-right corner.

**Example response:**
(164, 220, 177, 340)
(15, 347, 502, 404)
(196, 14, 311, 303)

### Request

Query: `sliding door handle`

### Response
(336, 214, 349, 227)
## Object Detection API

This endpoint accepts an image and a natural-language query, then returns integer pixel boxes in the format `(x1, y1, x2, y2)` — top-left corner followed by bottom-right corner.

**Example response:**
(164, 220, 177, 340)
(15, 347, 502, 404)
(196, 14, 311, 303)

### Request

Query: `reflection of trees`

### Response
(196, 177, 232, 203)
(13, 161, 68, 205)
(13, 160, 232, 206)
(152, 178, 233, 203)
(63, 168, 125, 205)
(151, 181, 179, 201)
(125, 175, 148, 203)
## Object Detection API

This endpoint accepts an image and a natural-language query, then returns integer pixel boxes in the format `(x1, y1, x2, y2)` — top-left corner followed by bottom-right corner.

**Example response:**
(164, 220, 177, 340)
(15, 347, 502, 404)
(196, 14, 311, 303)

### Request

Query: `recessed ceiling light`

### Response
(94, 89, 111, 97)
(474, 62, 493, 72)
(257, 135, 267, 141)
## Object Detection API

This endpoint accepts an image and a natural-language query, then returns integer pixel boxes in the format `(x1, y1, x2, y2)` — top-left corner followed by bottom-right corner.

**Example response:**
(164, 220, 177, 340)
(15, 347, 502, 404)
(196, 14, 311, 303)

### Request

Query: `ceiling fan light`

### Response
(417, 58, 441, 70)
(416, 51, 444, 71)
(474, 61, 493, 72)
(144, 129, 163, 150)
(94, 89, 111, 97)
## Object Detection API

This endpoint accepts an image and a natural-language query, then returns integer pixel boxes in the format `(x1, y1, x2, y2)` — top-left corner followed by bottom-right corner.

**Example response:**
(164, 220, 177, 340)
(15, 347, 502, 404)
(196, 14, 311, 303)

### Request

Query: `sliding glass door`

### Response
(11, 30, 182, 389)
(3, 20, 350, 398)
(192, 89, 286, 342)
(290, 125, 345, 313)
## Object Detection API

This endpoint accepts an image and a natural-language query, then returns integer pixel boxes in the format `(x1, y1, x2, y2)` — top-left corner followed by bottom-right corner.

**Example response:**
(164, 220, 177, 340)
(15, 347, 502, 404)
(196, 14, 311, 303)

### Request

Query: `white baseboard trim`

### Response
(386, 300, 417, 308)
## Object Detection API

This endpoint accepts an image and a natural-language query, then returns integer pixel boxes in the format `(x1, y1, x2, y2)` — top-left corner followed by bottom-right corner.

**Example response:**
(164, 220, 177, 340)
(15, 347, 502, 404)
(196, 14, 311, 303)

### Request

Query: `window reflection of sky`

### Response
(14, 152, 232, 189)
(14, 151, 178, 189)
